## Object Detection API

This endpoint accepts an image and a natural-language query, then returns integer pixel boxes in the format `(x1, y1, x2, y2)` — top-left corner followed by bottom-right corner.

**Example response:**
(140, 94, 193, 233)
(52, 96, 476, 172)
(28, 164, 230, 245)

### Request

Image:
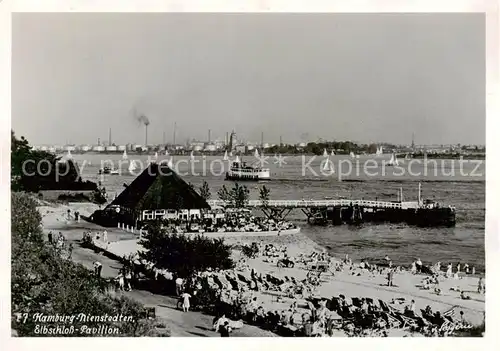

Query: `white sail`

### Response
(128, 160, 137, 173)
(165, 149, 169, 156)
(154, 152, 158, 159)
(167, 157, 173, 168)
(223, 150, 229, 161)
(331, 150, 335, 156)
(190, 151, 195, 161)
(323, 149, 328, 157)
(405, 153, 410, 160)
(388, 153, 399, 166)
(322, 157, 333, 172)
(254, 149, 260, 158)
(122, 150, 128, 160)
(350, 151, 355, 158)
(235, 155, 240, 163)
(229, 151, 233, 157)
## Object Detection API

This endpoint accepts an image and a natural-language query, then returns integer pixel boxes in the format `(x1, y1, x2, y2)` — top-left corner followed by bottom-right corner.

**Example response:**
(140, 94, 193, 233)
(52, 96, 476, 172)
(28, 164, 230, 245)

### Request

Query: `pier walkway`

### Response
(207, 199, 421, 210)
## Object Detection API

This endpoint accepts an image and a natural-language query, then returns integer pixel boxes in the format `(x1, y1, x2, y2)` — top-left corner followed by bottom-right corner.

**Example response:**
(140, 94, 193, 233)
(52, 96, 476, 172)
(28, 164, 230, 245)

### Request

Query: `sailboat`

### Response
(229, 151, 233, 157)
(350, 151, 355, 158)
(154, 152, 158, 159)
(66, 149, 72, 159)
(223, 150, 229, 161)
(167, 157, 174, 168)
(254, 149, 260, 158)
(190, 151, 195, 161)
(235, 155, 240, 163)
(331, 150, 335, 156)
(375, 146, 383, 157)
(405, 153, 411, 160)
(387, 153, 399, 166)
(323, 149, 328, 157)
(122, 149, 128, 160)
(322, 157, 334, 172)
(128, 160, 139, 173)
(165, 149, 169, 156)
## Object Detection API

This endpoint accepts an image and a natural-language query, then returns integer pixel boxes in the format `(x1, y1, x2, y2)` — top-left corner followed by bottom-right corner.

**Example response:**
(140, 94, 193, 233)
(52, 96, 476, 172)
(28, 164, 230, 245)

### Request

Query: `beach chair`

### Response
(380, 311, 402, 328)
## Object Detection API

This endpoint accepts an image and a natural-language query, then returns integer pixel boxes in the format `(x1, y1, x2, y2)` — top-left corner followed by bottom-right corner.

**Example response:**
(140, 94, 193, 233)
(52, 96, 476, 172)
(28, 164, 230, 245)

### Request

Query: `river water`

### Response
(70, 153, 485, 272)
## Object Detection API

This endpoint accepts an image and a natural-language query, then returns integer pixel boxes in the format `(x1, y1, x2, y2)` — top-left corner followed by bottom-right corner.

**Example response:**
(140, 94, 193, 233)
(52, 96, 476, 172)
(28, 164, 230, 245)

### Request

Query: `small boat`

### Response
(229, 151, 233, 157)
(350, 151, 355, 158)
(225, 160, 270, 181)
(254, 149, 260, 158)
(122, 150, 128, 160)
(331, 150, 335, 156)
(323, 149, 328, 157)
(154, 152, 158, 159)
(223, 151, 229, 161)
(322, 157, 334, 172)
(165, 150, 169, 156)
(376, 146, 383, 157)
(235, 155, 240, 163)
(99, 166, 111, 174)
(167, 157, 174, 168)
(110, 169, 120, 175)
(405, 153, 411, 160)
(190, 151, 195, 161)
(128, 160, 139, 173)
(387, 153, 399, 166)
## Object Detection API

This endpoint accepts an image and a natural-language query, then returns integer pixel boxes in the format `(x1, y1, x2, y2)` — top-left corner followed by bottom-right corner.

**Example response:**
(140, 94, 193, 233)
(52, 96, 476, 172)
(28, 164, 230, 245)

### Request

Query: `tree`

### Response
(217, 183, 249, 208)
(11, 131, 99, 194)
(199, 181, 211, 201)
(139, 222, 234, 278)
(259, 185, 271, 208)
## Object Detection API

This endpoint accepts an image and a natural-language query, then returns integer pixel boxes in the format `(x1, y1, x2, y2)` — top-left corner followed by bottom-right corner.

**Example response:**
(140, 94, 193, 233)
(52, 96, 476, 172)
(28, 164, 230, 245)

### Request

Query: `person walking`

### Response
(68, 243, 73, 259)
(116, 271, 125, 290)
(181, 292, 191, 312)
(219, 321, 232, 337)
(125, 269, 132, 291)
(93, 261, 102, 278)
(175, 277, 184, 296)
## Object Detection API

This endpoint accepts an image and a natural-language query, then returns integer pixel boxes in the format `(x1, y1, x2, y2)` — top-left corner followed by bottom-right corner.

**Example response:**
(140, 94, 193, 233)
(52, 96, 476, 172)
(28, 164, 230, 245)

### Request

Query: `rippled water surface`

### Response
(72, 154, 485, 272)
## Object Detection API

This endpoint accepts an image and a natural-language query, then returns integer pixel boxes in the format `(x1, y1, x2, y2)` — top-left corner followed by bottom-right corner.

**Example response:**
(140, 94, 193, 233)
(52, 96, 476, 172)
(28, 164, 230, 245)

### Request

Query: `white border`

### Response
(0, 1, 498, 351)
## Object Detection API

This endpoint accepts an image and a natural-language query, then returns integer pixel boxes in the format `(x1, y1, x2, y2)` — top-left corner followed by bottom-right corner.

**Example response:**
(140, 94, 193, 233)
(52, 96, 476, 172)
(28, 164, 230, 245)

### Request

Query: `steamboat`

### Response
(225, 160, 270, 181)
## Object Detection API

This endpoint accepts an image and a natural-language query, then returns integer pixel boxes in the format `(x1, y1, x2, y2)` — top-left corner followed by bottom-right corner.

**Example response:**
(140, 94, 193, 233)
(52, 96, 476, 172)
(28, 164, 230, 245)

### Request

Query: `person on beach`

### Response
(464, 264, 470, 274)
(472, 266, 476, 275)
(415, 258, 422, 273)
(181, 292, 191, 312)
(384, 255, 390, 262)
(93, 261, 102, 277)
(457, 263, 461, 273)
(410, 261, 417, 275)
(48, 232, 53, 244)
(446, 263, 453, 278)
(387, 269, 394, 287)
(477, 277, 484, 294)
(175, 277, 184, 296)
(103, 230, 108, 244)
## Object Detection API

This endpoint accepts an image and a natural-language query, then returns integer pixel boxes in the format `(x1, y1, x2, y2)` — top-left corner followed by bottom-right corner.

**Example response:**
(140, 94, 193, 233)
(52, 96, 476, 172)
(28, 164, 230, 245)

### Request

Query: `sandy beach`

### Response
(39, 201, 485, 336)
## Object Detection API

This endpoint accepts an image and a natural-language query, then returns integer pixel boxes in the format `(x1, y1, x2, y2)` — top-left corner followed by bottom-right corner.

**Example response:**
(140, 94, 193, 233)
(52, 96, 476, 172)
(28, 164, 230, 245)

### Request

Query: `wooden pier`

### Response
(207, 199, 456, 227)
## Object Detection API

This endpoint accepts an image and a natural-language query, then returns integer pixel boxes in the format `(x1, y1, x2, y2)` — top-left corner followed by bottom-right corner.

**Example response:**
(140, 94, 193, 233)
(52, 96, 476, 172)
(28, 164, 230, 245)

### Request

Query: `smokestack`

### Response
(261, 131, 264, 147)
(173, 122, 177, 145)
(226, 132, 229, 146)
(208, 129, 211, 143)
(145, 125, 148, 146)
(280, 135, 283, 147)
(97, 138, 100, 146)
(109, 128, 112, 146)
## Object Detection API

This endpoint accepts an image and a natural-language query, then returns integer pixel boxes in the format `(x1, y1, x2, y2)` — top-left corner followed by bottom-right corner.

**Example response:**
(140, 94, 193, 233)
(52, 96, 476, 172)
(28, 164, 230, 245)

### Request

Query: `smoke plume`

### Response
(137, 114, 150, 126)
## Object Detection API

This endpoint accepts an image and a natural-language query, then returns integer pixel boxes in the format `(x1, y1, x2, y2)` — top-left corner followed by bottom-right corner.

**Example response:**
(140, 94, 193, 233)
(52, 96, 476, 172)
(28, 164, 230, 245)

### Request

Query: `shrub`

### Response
(11, 192, 158, 337)
(139, 222, 234, 278)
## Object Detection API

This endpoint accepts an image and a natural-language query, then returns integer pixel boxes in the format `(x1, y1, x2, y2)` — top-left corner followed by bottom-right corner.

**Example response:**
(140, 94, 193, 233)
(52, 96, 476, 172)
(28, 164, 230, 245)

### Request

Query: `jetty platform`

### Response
(208, 199, 456, 227)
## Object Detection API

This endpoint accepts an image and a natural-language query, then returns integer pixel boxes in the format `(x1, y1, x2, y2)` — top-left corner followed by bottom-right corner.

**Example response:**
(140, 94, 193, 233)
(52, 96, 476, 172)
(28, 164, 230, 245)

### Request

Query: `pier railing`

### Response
(207, 199, 421, 209)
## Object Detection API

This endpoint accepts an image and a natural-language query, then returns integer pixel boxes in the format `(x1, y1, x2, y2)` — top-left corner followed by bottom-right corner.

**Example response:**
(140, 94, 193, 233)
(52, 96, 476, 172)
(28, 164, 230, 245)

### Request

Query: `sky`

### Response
(12, 13, 485, 146)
